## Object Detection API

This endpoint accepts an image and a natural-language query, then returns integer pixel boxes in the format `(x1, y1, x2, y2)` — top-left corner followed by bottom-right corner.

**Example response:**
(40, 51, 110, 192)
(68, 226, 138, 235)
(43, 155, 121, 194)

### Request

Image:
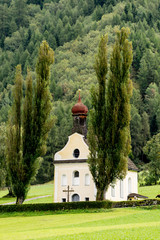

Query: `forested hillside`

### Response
(0, 0, 160, 184)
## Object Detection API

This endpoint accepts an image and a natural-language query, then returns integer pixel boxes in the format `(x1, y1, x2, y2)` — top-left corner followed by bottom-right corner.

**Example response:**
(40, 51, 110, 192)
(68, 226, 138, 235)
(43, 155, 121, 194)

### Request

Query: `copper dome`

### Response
(72, 91, 88, 115)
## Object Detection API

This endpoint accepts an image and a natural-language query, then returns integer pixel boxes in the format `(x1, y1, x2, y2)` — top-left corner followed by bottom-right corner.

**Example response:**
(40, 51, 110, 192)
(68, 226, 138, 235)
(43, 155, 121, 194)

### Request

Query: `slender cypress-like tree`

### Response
(6, 41, 54, 204)
(6, 65, 24, 204)
(88, 28, 133, 200)
(87, 34, 108, 200)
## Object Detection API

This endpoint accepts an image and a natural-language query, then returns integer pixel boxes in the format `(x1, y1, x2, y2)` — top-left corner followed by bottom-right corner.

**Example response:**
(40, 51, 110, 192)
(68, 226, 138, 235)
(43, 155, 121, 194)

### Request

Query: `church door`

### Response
(72, 194, 80, 202)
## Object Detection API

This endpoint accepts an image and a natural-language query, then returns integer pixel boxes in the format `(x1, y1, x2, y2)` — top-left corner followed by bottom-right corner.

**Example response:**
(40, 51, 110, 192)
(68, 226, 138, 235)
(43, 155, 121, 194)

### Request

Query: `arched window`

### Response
(85, 174, 90, 186)
(128, 177, 132, 194)
(111, 184, 115, 197)
(74, 171, 79, 178)
(120, 180, 124, 198)
(61, 174, 67, 186)
(72, 171, 80, 185)
(72, 194, 80, 202)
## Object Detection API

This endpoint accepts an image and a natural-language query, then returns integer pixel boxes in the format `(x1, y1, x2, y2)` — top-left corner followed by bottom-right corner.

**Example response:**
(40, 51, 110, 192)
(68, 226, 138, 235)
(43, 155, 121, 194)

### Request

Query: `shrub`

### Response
(0, 200, 112, 213)
(0, 199, 160, 213)
(112, 199, 160, 208)
(138, 170, 160, 186)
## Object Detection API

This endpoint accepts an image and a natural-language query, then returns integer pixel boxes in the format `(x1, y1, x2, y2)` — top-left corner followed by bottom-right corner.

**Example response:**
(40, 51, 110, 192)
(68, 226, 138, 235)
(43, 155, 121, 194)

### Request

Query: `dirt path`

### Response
(1, 195, 52, 205)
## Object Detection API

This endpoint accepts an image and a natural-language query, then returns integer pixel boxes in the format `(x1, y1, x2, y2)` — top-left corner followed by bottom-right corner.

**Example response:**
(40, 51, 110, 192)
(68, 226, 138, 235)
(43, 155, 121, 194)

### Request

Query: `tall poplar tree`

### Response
(87, 34, 108, 200)
(0, 121, 7, 188)
(88, 28, 133, 200)
(6, 41, 54, 204)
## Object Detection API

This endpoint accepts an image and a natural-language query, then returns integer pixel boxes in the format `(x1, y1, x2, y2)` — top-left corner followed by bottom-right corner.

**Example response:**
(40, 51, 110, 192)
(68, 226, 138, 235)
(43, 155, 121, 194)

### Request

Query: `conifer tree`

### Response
(88, 28, 133, 200)
(6, 41, 54, 204)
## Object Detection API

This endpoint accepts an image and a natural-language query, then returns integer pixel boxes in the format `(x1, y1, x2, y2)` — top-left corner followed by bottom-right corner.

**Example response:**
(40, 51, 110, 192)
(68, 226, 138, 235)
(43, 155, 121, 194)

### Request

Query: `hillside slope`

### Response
(0, 0, 160, 183)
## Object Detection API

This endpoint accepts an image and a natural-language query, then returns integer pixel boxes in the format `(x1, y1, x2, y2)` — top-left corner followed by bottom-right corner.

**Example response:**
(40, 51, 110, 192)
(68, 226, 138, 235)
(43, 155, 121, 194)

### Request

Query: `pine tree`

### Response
(88, 28, 133, 200)
(6, 41, 54, 204)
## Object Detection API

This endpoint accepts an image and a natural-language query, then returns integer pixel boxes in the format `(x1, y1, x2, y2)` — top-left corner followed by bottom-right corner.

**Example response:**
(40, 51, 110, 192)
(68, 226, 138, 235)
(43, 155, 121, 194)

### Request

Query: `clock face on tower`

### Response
(73, 148, 80, 158)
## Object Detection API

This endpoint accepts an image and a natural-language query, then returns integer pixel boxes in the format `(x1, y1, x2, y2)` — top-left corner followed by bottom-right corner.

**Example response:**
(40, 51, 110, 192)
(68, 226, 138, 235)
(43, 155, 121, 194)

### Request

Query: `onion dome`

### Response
(72, 90, 88, 115)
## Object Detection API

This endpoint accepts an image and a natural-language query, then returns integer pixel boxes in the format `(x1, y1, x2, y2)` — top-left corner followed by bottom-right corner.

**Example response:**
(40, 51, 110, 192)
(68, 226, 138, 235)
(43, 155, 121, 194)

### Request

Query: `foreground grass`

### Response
(0, 207, 160, 240)
(0, 183, 160, 239)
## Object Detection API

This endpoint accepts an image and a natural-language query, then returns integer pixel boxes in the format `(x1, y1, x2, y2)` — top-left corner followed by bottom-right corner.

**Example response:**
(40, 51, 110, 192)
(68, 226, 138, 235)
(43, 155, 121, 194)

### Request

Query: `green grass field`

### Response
(139, 184, 160, 199)
(0, 207, 160, 239)
(0, 182, 54, 205)
(0, 183, 160, 239)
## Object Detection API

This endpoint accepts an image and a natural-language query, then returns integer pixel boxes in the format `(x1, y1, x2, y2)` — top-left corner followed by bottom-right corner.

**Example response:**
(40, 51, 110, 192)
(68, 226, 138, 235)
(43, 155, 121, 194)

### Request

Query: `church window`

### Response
(111, 184, 115, 197)
(128, 177, 132, 194)
(85, 174, 90, 186)
(74, 171, 79, 178)
(120, 180, 124, 198)
(61, 174, 67, 186)
(73, 149, 80, 158)
(62, 198, 66, 202)
(73, 171, 80, 185)
(85, 197, 89, 201)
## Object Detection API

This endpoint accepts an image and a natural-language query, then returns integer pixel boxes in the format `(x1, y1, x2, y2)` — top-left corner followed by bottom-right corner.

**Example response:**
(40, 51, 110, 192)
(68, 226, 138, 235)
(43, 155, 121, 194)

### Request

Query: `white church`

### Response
(54, 93, 138, 203)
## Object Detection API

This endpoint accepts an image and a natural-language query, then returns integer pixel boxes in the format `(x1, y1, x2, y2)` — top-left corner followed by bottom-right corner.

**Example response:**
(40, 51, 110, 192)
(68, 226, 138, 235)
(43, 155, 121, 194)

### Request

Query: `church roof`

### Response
(72, 91, 88, 115)
(128, 193, 148, 199)
(128, 158, 139, 171)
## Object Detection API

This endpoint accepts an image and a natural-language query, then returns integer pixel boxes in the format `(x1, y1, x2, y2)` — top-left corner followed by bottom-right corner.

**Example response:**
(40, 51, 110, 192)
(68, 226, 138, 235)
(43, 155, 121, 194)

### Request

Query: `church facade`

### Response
(54, 93, 138, 202)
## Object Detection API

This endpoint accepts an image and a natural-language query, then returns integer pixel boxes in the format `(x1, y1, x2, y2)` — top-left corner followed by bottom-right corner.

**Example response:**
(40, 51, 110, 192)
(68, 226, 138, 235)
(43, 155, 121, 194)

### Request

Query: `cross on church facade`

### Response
(63, 185, 74, 202)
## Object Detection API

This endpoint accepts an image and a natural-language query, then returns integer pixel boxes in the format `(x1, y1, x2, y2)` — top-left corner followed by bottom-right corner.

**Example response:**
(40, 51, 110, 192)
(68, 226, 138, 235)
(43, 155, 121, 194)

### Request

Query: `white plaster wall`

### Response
(54, 132, 138, 202)
(54, 165, 58, 202)
(54, 162, 96, 202)
(105, 171, 138, 201)
(54, 133, 89, 160)
(54, 161, 138, 202)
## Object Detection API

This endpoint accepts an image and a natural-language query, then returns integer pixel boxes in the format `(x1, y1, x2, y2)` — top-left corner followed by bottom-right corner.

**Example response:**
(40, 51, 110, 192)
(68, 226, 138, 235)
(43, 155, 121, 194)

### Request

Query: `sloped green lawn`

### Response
(0, 207, 160, 240)
(138, 184, 160, 199)
(0, 182, 54, 205)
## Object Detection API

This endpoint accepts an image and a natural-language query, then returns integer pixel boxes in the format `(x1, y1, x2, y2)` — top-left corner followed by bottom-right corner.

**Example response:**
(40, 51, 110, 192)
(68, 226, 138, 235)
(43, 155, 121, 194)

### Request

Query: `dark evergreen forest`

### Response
(0, 0, 160, 185)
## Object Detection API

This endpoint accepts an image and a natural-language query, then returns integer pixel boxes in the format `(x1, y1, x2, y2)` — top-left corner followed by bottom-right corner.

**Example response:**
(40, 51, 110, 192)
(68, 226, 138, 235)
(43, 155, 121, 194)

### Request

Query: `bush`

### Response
(112, 199, 160, 208)
(0, 199, 160, 213)
(138, 170, 160, 186)
(0, 200, 112, 213)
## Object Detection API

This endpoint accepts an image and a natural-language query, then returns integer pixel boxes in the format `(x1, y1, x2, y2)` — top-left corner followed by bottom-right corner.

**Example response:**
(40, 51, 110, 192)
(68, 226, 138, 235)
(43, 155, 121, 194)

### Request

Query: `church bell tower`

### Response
(71, 91, 88, 138)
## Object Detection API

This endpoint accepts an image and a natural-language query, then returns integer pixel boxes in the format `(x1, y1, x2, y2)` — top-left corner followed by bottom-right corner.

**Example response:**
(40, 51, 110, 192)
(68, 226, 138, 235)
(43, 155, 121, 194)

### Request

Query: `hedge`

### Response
(0, 200, 112, 212)
(0, 199, 160, 213)
(112, 199, 160, 208)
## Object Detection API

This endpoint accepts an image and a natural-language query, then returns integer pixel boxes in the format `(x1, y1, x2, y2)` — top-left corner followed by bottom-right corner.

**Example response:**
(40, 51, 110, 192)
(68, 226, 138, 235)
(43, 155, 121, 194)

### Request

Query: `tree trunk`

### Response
(7, 186, 15, 197)
(2, 187, 15, 198)
(96, 188, 105, 201)
(16, 196, 24, 205)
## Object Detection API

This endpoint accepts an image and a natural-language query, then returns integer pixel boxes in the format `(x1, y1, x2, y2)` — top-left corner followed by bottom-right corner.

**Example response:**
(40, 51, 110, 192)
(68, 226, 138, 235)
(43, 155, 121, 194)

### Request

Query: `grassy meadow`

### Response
(139, 185, 160, 199)
(0, 207, 160, 239)
(0, 183, 160, 239)
(0, 182, 54, 205)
